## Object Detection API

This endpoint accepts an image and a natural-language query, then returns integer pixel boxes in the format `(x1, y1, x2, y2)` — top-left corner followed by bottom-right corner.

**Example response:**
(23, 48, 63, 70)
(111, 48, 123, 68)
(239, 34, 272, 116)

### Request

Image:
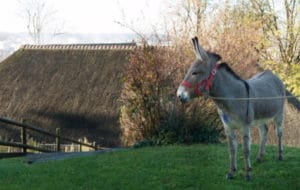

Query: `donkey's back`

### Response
(247, 70, 285, 121)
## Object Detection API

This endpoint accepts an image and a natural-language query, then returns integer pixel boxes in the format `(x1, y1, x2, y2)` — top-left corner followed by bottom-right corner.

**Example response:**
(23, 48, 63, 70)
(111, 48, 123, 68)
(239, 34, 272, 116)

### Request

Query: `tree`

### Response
(248, 0, 299, 65)
(18, 0, 63, 44)
(163, 0, 210, 44)
(246, 0, 300, 96)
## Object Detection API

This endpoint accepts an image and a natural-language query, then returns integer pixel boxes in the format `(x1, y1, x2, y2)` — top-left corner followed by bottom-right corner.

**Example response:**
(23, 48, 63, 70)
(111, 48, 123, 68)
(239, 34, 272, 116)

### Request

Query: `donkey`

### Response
(177, 37, 285, 180)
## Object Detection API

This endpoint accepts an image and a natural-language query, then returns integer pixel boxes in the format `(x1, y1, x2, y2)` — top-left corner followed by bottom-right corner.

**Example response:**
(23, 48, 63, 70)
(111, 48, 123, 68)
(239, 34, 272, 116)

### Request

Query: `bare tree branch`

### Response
(18, 0, 63, 44)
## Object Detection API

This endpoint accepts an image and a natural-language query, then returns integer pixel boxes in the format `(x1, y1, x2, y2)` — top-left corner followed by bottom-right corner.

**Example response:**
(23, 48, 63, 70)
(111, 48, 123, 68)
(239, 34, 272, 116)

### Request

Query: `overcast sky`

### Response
(0, 0, 164, 34)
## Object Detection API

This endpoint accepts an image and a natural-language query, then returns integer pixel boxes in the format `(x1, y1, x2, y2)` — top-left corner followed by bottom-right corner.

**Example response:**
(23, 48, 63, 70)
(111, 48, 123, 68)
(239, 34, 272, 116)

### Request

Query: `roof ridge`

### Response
(20, 43, 137, 50)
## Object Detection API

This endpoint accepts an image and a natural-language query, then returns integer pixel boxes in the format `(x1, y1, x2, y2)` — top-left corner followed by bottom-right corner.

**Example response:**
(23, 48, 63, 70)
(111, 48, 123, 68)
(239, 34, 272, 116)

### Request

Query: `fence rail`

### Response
(0, 116, 98, 155)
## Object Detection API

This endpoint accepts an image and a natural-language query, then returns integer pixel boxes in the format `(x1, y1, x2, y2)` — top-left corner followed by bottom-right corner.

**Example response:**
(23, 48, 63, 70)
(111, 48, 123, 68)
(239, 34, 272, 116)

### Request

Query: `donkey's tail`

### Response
(286, 89, 300, 111)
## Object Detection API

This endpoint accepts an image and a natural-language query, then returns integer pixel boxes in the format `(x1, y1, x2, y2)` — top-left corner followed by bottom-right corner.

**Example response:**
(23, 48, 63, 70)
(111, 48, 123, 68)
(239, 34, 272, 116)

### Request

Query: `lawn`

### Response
(0, 144, 299, 190)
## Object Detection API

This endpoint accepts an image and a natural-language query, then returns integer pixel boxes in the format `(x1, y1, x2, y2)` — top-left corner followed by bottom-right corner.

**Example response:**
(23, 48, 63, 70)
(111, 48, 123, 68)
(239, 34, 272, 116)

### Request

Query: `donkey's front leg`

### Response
(242, 126, 252, 181)
(226, 129, 237, 180)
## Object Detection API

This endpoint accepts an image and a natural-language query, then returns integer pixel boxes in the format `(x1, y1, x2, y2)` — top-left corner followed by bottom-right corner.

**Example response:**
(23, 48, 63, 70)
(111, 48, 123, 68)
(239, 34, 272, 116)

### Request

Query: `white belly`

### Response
(218, 109, 273, 130)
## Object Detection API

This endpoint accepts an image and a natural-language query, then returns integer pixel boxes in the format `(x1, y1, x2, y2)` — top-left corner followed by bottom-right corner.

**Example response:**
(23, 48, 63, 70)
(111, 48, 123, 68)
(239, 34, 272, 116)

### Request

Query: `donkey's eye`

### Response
(192, 71, 199, 75)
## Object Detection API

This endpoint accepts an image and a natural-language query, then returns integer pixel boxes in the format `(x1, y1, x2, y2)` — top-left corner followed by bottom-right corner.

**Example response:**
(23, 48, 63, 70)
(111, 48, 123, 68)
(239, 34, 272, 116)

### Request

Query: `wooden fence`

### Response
(0, 117, 98, 156)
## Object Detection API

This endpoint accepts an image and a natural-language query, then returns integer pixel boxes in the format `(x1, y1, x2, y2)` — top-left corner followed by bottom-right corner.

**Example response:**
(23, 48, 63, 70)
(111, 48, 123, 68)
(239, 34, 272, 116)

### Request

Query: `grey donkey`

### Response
(177, 37, 285, 181)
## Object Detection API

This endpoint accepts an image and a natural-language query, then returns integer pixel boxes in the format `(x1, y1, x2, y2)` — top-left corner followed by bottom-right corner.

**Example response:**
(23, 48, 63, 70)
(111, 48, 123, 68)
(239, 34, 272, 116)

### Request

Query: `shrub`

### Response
(120, 46, 223, 147)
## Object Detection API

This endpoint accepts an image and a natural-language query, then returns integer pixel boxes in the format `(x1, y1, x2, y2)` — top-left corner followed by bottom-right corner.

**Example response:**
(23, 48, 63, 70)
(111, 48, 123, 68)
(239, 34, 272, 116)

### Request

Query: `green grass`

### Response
(0, 144, 300, 190)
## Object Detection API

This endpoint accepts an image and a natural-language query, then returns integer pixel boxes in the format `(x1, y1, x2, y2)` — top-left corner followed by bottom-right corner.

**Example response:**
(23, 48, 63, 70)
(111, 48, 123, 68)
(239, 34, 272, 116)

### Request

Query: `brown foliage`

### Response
(120, 47, 178, 145)
(120, 45, 222, 146)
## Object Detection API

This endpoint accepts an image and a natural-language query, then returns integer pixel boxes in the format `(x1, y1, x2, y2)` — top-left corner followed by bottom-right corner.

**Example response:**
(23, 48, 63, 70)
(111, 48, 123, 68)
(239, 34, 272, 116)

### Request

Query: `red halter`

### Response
(181, 64, 219, 96)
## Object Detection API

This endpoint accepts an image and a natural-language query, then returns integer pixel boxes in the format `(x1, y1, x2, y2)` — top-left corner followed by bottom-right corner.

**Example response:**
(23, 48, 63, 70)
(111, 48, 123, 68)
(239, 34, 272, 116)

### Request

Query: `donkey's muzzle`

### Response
(178, 94, 188, 103)
(176, 86, 189, 103)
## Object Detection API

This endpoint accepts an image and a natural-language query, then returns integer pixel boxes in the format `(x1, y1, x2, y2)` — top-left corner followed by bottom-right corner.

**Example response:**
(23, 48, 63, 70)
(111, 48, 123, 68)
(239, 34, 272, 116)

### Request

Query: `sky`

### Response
(0, 0, 165, 34)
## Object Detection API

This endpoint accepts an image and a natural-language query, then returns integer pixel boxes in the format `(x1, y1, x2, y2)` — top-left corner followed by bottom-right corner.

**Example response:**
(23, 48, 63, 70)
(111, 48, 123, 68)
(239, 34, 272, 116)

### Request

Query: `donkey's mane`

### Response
(207, 51, 243, 81)
(218, 63, 243, 81)
(207, 51, 222, 61)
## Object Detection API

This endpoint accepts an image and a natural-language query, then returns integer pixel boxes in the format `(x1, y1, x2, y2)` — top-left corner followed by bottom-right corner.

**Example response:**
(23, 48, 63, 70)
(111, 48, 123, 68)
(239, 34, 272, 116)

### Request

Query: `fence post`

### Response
(93, 141, 97, 151)
(79, 139, 82, 152)
(21, 119, 27, 154)
(56, 128, 61, 152)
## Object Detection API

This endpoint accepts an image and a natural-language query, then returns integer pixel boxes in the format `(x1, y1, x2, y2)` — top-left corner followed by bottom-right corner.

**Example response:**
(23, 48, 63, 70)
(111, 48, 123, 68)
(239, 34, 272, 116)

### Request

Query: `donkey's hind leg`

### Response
(242, 126, 252, 181)
(274, 113, 284, 161)
(226, 129, 237, 180)
(256, 124, 268, 162)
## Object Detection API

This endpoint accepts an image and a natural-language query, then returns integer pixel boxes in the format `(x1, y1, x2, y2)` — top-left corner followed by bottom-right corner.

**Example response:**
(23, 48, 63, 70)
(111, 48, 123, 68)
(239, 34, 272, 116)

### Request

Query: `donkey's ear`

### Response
(192, 37, 209, 64)
(192, 37, 200, 59)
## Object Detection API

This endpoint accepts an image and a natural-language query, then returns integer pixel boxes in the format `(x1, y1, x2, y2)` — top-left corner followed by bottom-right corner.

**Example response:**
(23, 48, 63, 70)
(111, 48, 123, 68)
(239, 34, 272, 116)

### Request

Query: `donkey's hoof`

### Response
(245, 174, 252, 181)
(278, 155, 283, 161)
(226, 173, 234, 180)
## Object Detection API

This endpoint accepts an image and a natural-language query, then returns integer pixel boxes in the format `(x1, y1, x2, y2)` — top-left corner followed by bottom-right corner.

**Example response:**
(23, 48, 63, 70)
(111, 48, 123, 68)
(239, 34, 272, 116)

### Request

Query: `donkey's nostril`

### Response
(177, 93, 187, 103)
(179, 97, 187, 103)
(177, 95, 184, 102)
(177, 94, 185, 103)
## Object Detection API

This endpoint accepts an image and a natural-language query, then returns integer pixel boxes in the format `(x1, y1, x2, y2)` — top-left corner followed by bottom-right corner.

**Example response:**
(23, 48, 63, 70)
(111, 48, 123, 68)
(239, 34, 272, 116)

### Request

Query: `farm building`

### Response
(0, 43, 136, 147)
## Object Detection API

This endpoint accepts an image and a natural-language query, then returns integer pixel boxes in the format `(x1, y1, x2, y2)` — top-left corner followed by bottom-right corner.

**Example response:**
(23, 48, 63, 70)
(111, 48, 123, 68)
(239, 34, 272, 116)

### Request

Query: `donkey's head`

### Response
(176, 37, 220, 103)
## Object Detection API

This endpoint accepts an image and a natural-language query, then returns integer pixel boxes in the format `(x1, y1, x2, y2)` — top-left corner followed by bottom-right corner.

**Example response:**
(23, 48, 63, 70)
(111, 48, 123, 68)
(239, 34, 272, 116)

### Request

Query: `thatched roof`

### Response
(0, 43, 136, 147)
(20, 43, 137, 50)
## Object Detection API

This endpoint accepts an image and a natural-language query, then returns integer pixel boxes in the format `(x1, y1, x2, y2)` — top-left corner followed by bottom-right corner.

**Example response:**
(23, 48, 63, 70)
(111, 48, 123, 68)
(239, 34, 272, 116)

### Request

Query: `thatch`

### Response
(0, 43, 135, 147)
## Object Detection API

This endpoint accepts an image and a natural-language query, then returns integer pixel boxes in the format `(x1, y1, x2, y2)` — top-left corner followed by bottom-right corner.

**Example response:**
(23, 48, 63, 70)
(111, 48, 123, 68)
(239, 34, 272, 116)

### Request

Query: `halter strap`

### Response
(181, 64, 219, 96)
